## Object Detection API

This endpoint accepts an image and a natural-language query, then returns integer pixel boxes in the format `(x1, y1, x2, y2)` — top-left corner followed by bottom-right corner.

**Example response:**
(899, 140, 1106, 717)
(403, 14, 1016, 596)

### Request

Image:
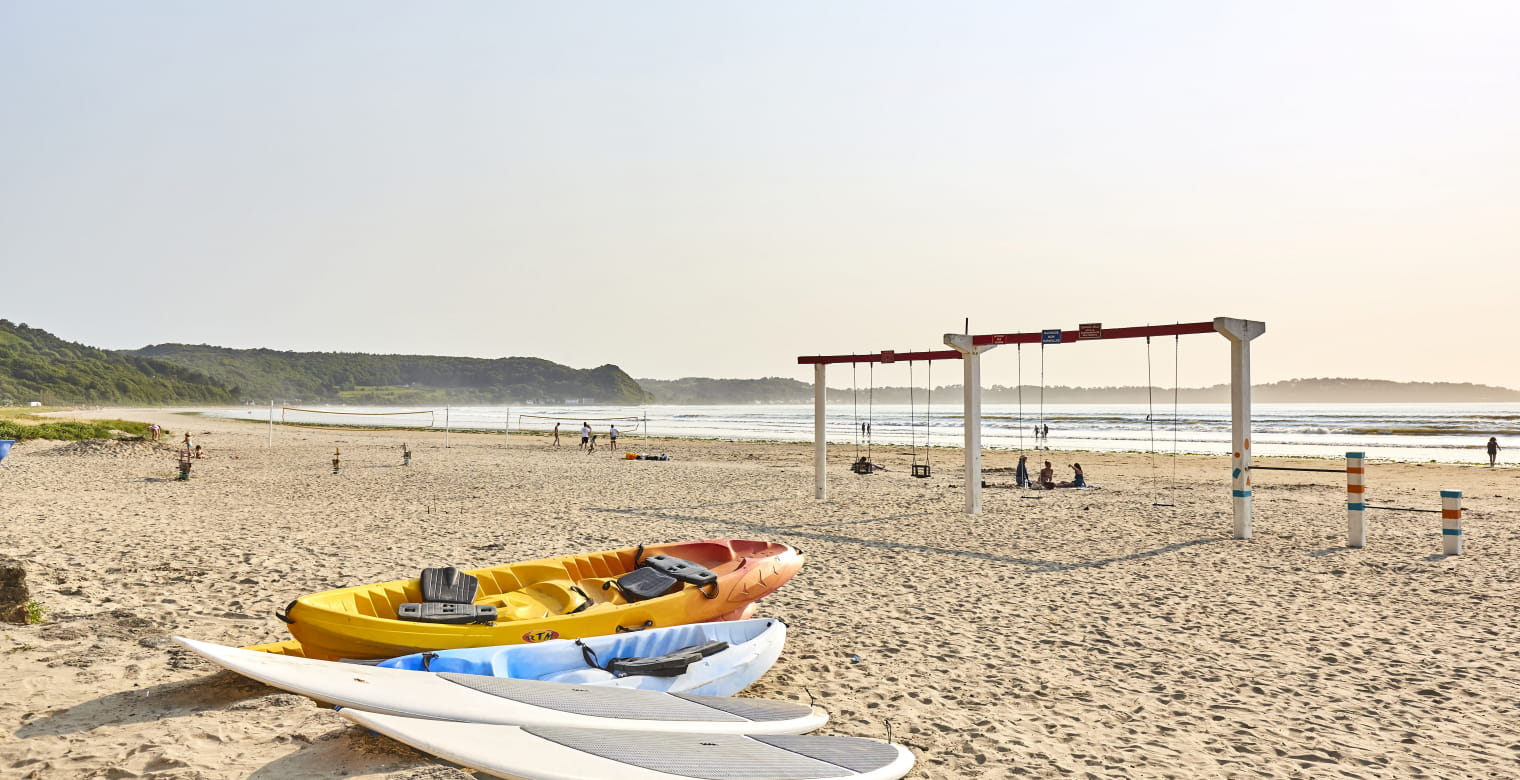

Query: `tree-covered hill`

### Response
(0, 320, 238, 405)
(124, 343, 651, 405)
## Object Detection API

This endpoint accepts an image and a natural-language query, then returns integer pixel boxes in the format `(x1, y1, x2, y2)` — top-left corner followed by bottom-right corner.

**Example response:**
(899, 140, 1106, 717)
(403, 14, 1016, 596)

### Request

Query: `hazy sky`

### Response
(3, 2, 1516, 390)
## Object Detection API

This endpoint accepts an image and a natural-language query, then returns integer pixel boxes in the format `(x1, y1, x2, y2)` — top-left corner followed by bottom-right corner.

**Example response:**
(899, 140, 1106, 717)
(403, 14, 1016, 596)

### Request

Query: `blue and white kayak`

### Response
(377, 617, 785, 696)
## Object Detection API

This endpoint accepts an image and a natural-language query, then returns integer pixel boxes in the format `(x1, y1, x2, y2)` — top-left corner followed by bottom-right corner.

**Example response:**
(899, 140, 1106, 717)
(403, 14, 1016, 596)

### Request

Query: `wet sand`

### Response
(1, 408, 1517, 779)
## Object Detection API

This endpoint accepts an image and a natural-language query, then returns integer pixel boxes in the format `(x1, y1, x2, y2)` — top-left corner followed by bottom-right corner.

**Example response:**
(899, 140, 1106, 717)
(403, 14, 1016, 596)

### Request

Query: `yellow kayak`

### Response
(248, 539, 803, 661)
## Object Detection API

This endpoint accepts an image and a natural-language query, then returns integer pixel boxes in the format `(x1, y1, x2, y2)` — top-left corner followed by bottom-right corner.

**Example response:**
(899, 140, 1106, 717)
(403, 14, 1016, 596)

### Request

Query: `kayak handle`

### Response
(616, 619, 654, 633)
(275, 599, 298, 624)
(699, 580, 719, 600)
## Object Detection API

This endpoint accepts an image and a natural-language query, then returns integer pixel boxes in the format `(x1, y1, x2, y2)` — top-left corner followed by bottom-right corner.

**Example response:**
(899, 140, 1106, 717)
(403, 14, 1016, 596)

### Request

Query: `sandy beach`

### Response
(2, 408, 1517, 779)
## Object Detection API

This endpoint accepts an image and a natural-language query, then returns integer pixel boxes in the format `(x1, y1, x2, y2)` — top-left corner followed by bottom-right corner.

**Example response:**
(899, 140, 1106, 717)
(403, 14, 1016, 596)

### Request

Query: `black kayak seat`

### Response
(639, 555, 717, 589)
(420, 566, 479, 604)
(397, 602, 497, 625)
(608, 640, 731, 677)
(398, 566, 493, 624)
(614, 566, 681, 602)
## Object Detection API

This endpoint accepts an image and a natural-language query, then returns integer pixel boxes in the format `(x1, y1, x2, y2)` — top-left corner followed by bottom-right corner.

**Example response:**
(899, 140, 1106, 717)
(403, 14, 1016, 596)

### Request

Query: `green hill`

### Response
(0, 320, 238, 405)
(124, 343, 651, 405)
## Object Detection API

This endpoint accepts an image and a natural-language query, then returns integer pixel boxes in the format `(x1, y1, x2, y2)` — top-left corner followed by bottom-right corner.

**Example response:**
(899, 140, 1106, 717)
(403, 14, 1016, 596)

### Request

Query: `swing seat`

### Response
(851, 460, 874, 475)
(911, 464, 931, 478)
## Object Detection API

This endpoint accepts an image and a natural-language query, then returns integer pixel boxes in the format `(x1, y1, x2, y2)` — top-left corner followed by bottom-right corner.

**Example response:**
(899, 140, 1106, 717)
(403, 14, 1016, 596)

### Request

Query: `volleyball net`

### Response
(516, 414, 644, 437)
(280, 407, 438, 431)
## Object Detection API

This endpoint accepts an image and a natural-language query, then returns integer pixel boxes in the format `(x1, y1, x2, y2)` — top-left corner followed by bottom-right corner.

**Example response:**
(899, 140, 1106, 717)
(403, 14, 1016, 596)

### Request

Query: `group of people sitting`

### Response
(984, 455, 1085, 490)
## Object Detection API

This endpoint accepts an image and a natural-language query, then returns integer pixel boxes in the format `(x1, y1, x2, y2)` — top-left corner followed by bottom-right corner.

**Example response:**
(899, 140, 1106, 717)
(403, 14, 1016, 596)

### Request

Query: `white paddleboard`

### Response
(341, 708, 917, 780)
(176, 637, 826, 734)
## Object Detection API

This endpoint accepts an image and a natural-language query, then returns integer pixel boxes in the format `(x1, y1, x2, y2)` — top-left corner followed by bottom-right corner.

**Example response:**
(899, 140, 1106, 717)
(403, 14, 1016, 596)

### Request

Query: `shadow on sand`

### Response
(15, 670, 269, 738)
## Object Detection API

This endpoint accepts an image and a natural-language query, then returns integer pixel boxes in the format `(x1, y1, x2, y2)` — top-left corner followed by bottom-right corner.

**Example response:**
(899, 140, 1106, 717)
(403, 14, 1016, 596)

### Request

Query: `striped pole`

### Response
(1346, 452, 1366, 548)
(1441, 490, 1463, 555)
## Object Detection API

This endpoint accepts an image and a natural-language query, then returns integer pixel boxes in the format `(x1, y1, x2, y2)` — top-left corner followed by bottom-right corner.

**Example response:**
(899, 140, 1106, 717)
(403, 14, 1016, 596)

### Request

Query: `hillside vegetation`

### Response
(0, 320, 238, 406)
(125, 344, 651, 405)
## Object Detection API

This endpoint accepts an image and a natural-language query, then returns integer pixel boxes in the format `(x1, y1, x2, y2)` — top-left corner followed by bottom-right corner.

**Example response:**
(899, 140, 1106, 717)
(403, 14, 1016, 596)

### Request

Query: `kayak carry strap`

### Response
(275, 599, 298, 625)
(420, 652, 438, 672)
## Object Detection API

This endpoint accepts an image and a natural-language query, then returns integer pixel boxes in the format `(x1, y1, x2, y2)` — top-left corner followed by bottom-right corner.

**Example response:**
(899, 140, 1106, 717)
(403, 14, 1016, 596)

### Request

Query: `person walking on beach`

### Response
(552, 423, 561, 446)
(609, 425, 619, 451)
(579, 422, 591, 451)
(1015, 455, 1029, 488)
(1488, 436, 1501, 467)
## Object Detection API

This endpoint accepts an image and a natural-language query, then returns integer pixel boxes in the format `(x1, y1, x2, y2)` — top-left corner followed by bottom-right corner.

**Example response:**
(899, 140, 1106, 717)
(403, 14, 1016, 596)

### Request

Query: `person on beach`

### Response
(193, 444, 204, 459)
(1037, 460, 1055, 489)
(1058, 463, 1085, 488)
(587, 434, 598, 454)
(149, 423, 160, 441)
(182, 432, 193, 450)
(579, 422, 590, 450)
(1042, 423, 1049, 442)
(1015, 455, 1030, 487)
(609, 425, 619, 451)
(552, 423, 561, 446)
(1488, 437, 1501, 467)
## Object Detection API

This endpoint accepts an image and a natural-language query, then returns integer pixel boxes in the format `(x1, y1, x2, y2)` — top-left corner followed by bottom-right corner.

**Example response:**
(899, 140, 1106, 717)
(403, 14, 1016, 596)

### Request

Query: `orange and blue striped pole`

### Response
(1346, 452, 1366, 547)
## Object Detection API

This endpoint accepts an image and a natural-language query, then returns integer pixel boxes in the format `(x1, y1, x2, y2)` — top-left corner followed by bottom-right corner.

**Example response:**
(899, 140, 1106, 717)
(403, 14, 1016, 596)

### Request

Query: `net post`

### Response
(267, 400, 274, 448)
(445, 406, 450, 448)
(1441, 490, 1464, 555)
(1346, 452, 1366, 548)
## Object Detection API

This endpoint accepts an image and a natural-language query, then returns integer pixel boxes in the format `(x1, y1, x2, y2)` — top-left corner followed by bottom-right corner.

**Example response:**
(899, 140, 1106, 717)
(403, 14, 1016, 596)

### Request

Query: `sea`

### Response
(203, 402, 1519, 465)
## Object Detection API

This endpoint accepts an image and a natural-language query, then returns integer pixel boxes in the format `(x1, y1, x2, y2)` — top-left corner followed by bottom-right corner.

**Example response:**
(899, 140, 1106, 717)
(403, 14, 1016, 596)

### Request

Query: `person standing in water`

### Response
(1488, 437, 1501, 467)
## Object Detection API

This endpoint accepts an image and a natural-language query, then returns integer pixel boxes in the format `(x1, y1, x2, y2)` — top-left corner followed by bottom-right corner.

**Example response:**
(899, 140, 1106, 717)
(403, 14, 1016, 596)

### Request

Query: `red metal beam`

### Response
(971, 320, 1217, 347)
(797, 349, 963, 366)
(797, 321, 1218, 364)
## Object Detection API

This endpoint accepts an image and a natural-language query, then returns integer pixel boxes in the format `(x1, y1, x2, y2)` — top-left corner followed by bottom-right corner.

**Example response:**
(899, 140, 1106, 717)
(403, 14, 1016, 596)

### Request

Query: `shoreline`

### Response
(2, 408, 1517, 778)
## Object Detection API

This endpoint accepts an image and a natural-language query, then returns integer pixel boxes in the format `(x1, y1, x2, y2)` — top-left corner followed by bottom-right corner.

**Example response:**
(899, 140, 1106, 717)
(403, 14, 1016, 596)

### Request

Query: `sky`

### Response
(2, 2, 1517, 391)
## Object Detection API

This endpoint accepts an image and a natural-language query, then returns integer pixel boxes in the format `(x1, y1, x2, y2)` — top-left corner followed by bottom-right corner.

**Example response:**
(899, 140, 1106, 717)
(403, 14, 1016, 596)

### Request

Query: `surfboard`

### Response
(377, 617, 786, 696)
(176, 637, 825, 734)
(340, 708, 917, 780)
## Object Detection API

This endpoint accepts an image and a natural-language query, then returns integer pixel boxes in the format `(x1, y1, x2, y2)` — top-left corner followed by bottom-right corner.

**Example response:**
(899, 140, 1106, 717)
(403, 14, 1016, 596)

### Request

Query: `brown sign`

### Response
(1078, 323, 1102, 340)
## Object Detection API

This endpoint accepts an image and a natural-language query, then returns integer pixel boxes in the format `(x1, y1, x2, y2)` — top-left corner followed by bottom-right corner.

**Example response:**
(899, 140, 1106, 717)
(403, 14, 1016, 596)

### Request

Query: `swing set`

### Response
(800, 317, 1269, 540)
(807, 349, 959, 480)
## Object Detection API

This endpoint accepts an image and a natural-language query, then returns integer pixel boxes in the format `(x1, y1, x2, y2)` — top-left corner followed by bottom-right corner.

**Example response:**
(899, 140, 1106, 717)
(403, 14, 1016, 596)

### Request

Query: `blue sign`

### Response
(1041, 329, 1062, 345)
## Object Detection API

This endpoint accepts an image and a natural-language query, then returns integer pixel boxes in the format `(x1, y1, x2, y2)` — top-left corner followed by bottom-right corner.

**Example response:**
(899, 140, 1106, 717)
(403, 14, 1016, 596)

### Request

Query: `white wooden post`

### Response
(1346, 452, 1366, 547)
(444, 405, 450, 448)
(267, 400, 274, 448)
(814, 363, 827, 500)
(1441, 490, 1463, 555)
(944, 334, 996, 515)
(1215, 318, 1266, 539)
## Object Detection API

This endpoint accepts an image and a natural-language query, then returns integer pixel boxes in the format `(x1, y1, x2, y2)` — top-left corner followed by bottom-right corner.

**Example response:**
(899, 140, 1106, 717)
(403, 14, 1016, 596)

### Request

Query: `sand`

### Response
(1, 408, 1517, 779)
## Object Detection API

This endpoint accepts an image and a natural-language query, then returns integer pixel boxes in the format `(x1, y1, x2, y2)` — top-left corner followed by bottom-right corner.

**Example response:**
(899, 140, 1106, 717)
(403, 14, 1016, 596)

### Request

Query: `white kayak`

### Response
(377, 617, 786, 696)
(175, 637, 825, 734)
(340, 708, 917, 780)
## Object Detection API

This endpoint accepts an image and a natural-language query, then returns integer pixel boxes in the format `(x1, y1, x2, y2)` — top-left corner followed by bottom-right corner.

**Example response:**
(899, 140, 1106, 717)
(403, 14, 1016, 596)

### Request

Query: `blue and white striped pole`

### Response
(1441, 490, 1463, 555)
(1346, 452, 1366, 548)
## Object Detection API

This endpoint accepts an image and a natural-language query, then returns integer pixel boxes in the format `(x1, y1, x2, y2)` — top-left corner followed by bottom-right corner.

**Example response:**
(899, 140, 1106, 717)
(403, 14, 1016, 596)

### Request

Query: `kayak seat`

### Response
(420, 566, 479, 603)
(640, 555, 718, 590)
(397, 566, 496, 624)
(607, 640, 730, 678)
(610, 567, 681, 602)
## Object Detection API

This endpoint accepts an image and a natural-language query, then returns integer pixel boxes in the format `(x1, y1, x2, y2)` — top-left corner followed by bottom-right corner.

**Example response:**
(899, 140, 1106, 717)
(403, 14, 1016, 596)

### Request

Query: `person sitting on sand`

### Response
(193, 444, 204, 459)
(1037, 460, 1055, 489)
(1015, 455, 1029, 487)
(1057, 463, 1085, 488)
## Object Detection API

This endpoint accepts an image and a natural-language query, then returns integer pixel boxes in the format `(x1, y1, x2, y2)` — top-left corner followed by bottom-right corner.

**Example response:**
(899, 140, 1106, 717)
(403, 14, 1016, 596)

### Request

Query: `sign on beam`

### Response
(880, 350, 895, 363)
(1078, 323, 1102, 340)
(1041, 329, 1062, 345)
